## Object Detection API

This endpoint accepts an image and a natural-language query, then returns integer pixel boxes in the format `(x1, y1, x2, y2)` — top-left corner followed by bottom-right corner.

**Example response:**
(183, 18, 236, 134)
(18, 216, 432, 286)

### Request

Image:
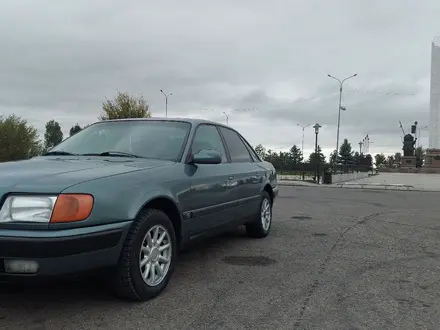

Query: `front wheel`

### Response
(245, 191, 272, 238)
(112, 209, 177, 301)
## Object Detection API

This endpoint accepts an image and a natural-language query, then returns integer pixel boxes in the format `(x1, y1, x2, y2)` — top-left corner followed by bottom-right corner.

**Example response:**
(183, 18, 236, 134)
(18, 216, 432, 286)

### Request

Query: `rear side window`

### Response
(241, 138, 261, 162)
(219, 127, 252, 163)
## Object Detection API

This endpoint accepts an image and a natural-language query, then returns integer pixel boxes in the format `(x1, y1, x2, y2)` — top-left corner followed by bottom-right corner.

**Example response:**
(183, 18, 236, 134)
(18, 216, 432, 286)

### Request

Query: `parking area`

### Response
(1, 186, 440, 329)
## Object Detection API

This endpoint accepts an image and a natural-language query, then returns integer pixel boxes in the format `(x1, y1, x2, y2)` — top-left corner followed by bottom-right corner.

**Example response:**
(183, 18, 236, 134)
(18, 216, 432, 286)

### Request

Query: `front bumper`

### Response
(0, 221, 132, 276)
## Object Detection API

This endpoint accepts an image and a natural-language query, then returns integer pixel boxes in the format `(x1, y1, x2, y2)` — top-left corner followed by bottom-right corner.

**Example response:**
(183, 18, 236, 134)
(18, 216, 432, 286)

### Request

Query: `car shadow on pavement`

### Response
(0, 227, 248, 306)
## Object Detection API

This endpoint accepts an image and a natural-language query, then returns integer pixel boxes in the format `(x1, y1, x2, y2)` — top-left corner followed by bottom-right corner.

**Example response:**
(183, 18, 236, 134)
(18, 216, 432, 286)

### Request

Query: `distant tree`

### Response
(329, 150, 337, 166)
(415, 146, 425, 168)
(394, 152, 402, 167)
(44, 120, 63, 150)
(0, 115, 42, 162)
(374, 153, 386, 168)
(354, 151, 360, 165)
(100, 91, 151, 120)
(69, 123, 82, 136)
(289, 145, 303, 164)
(264, 149, 274, 162)
(338, 138, 354, 165)
(385, 155, 395, 168)
(308, 145, 326, 165)
(254, 144, 266, 160)
(364, 154, 373, 168)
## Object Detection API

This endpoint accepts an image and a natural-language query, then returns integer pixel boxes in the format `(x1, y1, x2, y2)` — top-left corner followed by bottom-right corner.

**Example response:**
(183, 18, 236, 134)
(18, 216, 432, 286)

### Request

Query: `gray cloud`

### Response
(0, 0, 438, 156)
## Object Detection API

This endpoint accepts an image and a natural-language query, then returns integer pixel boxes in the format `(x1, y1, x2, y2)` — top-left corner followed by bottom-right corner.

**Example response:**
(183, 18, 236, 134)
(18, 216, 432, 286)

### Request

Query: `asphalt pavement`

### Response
(2, 186, 440, 329)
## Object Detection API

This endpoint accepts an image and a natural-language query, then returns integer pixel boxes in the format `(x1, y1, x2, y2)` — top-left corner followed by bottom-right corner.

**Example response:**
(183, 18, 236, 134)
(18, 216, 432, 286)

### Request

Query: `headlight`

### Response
(0, 194, 94, 223)
(0, 196, 57, 223)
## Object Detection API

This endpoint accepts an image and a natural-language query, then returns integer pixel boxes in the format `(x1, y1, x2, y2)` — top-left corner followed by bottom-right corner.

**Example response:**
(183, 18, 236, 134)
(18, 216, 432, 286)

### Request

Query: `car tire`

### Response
(245, 191, 272, 238)
(112, 208, 177, 301)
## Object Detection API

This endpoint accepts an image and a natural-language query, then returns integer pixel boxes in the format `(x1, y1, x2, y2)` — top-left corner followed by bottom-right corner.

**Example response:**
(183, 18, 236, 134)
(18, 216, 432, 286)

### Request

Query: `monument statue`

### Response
(402, 133, 416, 156)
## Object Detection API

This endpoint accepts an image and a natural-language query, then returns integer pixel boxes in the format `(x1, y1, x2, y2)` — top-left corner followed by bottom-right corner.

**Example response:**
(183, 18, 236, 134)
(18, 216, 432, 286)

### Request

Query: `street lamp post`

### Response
(327, 73, 358, 159)
(364, 134, 369, 153)
(160, 89, 172, 118)
(297, 124, 310, 181)
(359, 141, 363, 155)
(223, 112, 229, 125)
(313, 123, 321, 184)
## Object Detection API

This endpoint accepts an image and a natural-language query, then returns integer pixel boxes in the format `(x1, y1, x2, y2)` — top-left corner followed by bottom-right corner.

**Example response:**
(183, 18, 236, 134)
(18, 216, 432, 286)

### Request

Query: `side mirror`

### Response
(191, 149, 222, 165)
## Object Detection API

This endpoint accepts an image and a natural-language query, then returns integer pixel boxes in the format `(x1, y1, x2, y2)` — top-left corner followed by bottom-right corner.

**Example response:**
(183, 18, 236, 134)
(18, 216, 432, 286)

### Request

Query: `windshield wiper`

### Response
(42, 150, 79, 156)
(81, 151, 144, 158)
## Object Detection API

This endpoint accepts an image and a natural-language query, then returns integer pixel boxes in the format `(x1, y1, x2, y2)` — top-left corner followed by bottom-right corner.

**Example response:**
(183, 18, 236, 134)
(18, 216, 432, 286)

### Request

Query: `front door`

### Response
(218, 127, 263, 221)
(186, 124, 236, 236)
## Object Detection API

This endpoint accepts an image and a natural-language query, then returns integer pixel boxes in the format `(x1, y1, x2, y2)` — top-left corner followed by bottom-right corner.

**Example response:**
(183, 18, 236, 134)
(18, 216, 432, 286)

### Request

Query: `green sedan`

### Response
(0, 118, 278, 301)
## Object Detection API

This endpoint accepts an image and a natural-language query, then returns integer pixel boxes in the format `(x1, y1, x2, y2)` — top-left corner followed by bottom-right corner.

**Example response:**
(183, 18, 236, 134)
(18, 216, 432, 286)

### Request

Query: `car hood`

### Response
(0, 156, 174, 194)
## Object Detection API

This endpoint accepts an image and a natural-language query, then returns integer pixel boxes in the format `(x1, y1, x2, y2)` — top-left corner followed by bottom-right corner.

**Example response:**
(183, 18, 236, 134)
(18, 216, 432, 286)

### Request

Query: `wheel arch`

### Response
(133, 195, 184, 247)
(261, 181, 274, 204)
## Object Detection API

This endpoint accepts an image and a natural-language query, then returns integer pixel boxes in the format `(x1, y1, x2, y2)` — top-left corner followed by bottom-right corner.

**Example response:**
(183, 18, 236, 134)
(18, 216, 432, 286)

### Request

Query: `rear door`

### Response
(218, 126, 263, 221)
(186, 124, 237, 235)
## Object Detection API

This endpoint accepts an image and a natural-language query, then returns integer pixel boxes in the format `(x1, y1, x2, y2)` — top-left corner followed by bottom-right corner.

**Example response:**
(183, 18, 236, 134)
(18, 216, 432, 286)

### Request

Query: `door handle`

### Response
(251, 173, 262, 180)
(228, 176, 234, 180)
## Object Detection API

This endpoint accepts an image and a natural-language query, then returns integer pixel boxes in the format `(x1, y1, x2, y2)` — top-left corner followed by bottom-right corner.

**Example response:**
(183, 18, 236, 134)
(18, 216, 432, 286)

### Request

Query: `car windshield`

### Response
(48, 120, 191, 161)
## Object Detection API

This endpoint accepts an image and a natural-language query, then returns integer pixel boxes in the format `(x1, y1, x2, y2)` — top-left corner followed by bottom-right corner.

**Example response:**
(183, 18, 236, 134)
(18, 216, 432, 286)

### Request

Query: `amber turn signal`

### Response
(50, 194, 94, 223)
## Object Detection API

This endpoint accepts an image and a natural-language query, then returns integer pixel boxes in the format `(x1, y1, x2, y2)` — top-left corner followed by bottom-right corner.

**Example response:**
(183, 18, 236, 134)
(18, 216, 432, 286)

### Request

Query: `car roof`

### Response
(97, 117, 231, 129)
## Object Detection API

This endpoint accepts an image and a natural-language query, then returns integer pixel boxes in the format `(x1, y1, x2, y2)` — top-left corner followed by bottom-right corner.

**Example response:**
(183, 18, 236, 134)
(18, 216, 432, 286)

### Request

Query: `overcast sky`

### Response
(1, 0, 439, 158)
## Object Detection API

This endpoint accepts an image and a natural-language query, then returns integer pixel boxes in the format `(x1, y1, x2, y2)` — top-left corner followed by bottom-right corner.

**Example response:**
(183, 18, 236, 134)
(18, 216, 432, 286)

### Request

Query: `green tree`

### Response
(385, 155, 395, 168)
(100, 91, 151, 120)
(254, 144, 266, 160)
(329, 150, 337, 166)
(415, 146, 425, 167)
(289, 145, 303, 164)
(374, 153, 386, 168)
(394, 152, 402, 167)
(354, 151, 360, 165)
(338, 138, 354, 165)
(69, 123, 82, 136)
(363, 154, 373, 169)
(44, 120, 63, 150)
(0, 115, 42, 162)
(308, 145, 326, 165)
(264, 149, 274, 162)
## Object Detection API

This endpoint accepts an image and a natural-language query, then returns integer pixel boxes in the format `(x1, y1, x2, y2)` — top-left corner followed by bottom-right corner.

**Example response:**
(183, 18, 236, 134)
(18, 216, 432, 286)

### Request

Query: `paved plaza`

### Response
(1, 186, 440, 329)
(348, 172, 440, 191)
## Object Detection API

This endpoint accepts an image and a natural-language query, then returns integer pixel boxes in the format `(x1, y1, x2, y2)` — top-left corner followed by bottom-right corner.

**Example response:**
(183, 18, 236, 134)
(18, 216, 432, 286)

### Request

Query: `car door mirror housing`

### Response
(191, 149, 222, 164)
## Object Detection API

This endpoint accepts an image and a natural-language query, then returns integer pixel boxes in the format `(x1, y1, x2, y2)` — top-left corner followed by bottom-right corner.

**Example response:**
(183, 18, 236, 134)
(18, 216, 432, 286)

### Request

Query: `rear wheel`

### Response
(245, 191, 272, 238)
(112, 209, 177, 301)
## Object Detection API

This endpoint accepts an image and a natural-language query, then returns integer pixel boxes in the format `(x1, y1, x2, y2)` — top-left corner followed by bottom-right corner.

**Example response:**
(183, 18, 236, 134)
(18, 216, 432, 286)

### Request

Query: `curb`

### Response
(277, 181, 440, 193)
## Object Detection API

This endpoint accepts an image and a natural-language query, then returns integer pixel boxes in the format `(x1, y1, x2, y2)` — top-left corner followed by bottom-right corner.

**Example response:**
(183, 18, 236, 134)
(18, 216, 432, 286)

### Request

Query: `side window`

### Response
(191, 125, 227, 163)
(241, 137, 261, 162)
(219, 127, 253, 163)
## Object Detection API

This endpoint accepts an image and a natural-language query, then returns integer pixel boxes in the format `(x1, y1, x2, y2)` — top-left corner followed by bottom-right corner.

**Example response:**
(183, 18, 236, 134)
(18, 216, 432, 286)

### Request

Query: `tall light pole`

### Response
(297, 123, 310, 181)
(313, 123, 321, 184)
(365, 135, 373, 154)
(160, 89, 172, 118)
(297, 124, 310, 158)
(327, 73, 357, 158)
(223, 112, 229, 125)
(363, 134, 369, 153)
(359, 141, 363, 155)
